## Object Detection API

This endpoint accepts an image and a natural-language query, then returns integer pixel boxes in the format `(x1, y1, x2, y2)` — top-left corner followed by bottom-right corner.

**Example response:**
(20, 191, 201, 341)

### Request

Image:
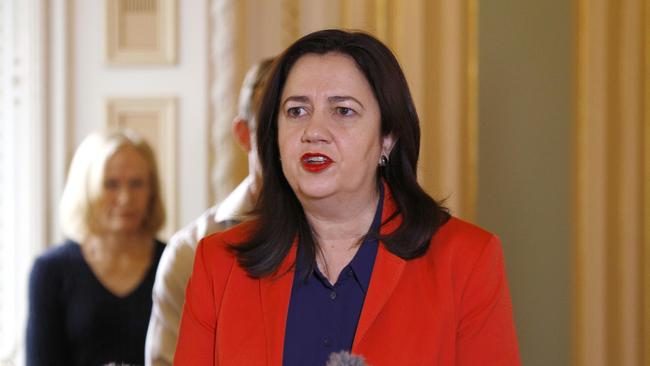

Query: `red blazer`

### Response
(175, 188, 521, 365)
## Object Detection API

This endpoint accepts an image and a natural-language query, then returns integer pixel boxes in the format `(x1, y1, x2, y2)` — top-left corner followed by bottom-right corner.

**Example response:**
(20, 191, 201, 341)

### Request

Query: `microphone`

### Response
(325, 351, 368, 366)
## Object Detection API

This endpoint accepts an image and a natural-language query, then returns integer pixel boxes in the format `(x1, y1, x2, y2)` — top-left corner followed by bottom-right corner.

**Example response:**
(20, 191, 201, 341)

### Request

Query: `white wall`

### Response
(71, 0, 210, 233)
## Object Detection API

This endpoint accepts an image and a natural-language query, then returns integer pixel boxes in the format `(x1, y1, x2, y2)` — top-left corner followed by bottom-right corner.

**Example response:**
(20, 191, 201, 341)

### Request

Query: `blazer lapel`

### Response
(352, 182, 406, 350)
(259, 244, 297, 365)
(352, 244, 405, 350)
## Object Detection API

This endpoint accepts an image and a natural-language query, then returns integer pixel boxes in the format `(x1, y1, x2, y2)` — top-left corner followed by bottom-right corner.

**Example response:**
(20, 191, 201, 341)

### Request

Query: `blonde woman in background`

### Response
(27, 130, 166, 366)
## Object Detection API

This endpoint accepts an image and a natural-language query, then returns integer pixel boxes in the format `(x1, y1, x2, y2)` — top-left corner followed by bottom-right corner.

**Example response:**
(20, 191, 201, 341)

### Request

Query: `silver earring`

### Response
(379, 154, 388, 167)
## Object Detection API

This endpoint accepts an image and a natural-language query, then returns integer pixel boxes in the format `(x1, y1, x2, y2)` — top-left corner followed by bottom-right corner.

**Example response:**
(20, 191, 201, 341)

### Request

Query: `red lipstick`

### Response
(301, 153, 333, 173)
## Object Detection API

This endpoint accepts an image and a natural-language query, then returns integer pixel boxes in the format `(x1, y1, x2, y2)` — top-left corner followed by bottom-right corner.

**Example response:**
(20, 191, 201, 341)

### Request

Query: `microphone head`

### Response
(325, 351, 368, 366)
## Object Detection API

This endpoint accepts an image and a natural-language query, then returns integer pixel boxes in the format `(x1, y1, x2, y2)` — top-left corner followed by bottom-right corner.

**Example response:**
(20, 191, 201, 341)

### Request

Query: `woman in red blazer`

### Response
(175, 29, 521, 365)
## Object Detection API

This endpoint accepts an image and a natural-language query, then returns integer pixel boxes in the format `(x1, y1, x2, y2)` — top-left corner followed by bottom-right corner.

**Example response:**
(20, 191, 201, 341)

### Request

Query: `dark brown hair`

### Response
(231, 29, 449, 278)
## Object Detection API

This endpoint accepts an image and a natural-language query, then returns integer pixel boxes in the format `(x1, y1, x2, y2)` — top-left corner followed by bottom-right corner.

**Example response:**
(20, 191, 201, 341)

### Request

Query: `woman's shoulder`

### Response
(153, 238, 166, 255)
(188, 221, 259, 303)
(33, 240, 81, 267)
(30, 240, 81, 285)
(435, 217, 494, 243)
(195, 220, 257, 263)
(427, 216, 502, 265)
(202, 220, 257, 246)
(414, 217, 507, 296)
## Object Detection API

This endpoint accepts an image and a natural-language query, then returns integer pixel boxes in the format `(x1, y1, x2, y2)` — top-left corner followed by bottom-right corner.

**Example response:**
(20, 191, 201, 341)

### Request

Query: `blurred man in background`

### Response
(145, 58, 275, 366)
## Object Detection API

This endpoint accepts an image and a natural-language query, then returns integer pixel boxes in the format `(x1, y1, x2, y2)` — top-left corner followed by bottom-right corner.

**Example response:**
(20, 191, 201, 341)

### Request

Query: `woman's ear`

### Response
(232, 117, 252, 152)
(381, 134, 396, 157)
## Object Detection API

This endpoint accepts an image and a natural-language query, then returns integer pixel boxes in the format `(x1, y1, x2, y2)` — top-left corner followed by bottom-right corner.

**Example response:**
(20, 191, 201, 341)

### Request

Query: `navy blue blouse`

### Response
(283, 189, 384, 366)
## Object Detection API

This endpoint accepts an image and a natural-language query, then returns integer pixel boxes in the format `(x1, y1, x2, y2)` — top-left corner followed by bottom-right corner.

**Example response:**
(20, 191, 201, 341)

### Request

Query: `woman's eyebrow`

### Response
(328, 96, 365, 110)
(281, 95, 310, 107)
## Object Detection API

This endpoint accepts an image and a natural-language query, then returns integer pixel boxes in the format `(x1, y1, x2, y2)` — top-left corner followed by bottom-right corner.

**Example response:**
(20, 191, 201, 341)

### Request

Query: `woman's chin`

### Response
(103, 222, 144, 237)
(294, 182, 337, 202)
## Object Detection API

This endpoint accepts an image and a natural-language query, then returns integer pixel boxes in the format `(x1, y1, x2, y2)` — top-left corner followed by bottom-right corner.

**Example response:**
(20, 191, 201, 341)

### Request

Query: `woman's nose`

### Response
(117, 187, 131, 204)
(301, 113, 331, 143)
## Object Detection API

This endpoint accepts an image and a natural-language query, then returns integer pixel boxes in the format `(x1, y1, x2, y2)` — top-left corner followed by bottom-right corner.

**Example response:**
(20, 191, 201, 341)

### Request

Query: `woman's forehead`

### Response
(105, 146, 150, 175)
(281, 53, 374, 101)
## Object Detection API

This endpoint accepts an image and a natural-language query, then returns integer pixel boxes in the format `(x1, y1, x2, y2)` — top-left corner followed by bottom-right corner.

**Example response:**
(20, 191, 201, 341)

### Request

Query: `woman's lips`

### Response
(301, 153, 333, 172)
(113, 211, 139, 219)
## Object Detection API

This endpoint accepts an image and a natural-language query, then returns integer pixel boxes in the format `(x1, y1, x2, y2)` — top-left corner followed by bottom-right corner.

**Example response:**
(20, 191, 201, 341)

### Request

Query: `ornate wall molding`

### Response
(105, 0, 177, 65)
(0, 0, 50, 362)
(209, 0, 247, 205)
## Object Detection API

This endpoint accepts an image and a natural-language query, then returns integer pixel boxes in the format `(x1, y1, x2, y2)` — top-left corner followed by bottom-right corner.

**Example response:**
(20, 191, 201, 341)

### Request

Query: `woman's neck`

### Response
(84, 232, 152, 258)
(301, 187, 381, 284)
(81, 232, 155, 297)
(302, 188, 380, 244)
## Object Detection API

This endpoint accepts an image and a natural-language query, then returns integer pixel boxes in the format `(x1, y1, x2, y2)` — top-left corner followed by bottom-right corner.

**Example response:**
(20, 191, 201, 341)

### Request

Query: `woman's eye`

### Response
(287, 107, 306, 118)
(336, 107, 355, 117)
(104, 179, 119, 190)
(129, 179, 145, 189)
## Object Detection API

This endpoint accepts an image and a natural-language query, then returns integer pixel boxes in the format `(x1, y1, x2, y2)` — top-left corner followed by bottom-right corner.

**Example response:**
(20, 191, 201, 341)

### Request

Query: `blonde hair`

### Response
(59, 129, 165, 242)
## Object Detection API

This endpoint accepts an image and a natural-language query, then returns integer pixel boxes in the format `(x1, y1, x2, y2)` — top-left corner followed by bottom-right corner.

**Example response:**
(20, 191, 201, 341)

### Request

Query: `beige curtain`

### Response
(574, 0, 648, 365)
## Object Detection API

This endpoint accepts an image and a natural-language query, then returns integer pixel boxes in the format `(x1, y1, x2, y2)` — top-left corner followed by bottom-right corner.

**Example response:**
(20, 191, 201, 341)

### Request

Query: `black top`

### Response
(26, 239, 165, 366)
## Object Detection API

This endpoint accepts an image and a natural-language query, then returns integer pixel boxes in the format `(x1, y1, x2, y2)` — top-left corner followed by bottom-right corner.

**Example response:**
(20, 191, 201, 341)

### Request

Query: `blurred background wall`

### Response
(478, 1, 572, 365)
(1, 0, 647, 365)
